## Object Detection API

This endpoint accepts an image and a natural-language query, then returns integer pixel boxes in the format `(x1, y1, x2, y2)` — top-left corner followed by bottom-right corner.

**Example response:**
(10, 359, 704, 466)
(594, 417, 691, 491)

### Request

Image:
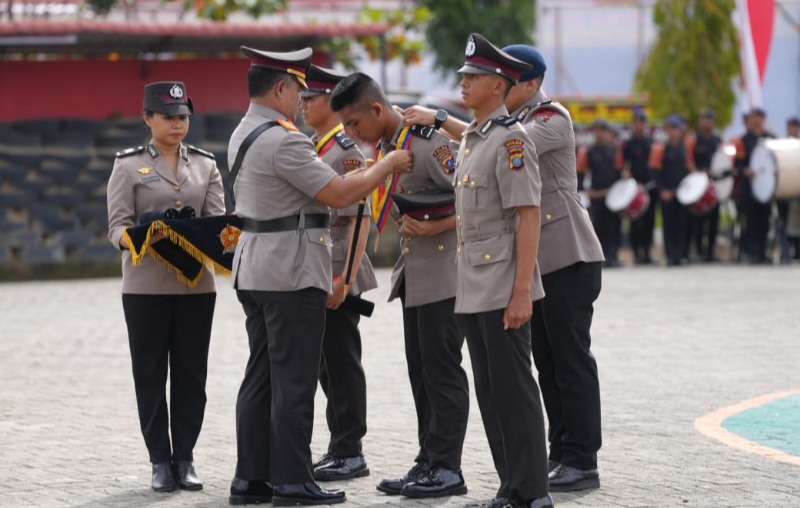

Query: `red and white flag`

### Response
(736, 0, 775, 109)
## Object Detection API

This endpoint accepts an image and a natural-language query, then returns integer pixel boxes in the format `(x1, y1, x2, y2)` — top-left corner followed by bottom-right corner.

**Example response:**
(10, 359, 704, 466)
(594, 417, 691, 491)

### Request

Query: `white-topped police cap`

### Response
(300, 64, 349, 98)
(143, 82, 193, 116)
(457, 33, 532, 84)
(241, 46, 313, 89)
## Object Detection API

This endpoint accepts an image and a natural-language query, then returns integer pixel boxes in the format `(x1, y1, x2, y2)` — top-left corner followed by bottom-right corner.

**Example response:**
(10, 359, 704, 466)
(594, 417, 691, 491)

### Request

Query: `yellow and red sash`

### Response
(372, 127, 412, 235)
(315, 124, 343, 158)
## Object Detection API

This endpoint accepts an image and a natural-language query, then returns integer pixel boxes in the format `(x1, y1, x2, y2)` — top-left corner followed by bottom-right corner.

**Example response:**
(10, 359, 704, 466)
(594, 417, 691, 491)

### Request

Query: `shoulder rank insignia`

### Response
(187, 145, 215, 159)
(276, 118, 300, 132)
(505, 139, 525, 171)
(409, 124, 435, 140)
(479, 120, 494, 135)
(516, 106, 533, 122)
(115, 146, 145, 158)
(494, 115, 518, 127)
(334, 131, 356, 150)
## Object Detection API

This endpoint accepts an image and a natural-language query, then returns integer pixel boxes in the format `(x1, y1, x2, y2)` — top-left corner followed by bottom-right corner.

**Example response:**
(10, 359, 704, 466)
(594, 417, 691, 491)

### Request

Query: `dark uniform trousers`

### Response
(777, 200, 800, 261)
(319, 305, 367, 457)
(743, 193, 771, 263)
(401, 291, 469, 471)
(235, 288, 326, 484)
(459, 312, 549, 501)
(590, 198, 620, 262)
(531, 262, 602, 471)
(662, 199, 690, 264)
(122, 292, 216, 464)
(629, 188, 658, 261)
(691, 205, 719, 259)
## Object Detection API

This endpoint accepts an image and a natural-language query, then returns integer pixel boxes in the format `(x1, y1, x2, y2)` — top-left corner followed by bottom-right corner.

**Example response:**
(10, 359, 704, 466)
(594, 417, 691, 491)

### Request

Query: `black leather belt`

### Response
(242, 214, 330, 233)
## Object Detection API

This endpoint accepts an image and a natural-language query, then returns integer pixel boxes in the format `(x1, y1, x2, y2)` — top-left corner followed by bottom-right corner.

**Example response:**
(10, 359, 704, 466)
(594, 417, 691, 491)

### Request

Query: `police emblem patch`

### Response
(505, 139, 525, 171)
(433, 145, 456, 174)
(534, 109, 557, 123)
(169, 85, 184, 99)
(342, 159, 361, 172)
(219, 224, 242, 254)
(466, 36, 476, 58)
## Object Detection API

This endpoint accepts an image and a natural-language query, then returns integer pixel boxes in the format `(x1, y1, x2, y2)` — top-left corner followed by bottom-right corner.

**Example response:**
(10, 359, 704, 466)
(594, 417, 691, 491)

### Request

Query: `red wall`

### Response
(1, 59, 256, 121)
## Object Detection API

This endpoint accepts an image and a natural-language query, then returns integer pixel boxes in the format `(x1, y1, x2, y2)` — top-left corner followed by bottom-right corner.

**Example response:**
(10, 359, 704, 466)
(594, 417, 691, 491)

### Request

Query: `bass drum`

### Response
(750, 139, 800, 204)
(710, 143, 736, 202)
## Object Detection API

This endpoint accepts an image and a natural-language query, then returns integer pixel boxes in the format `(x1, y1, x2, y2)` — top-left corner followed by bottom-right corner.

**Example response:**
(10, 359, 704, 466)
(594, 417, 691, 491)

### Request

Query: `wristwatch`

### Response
(434, 109, 448, 130)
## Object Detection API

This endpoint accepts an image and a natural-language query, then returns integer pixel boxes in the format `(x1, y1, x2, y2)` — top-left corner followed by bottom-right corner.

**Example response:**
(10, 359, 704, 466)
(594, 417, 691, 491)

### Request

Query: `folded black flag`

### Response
(392, 192, 455, 221)
(125, 215, 244, 287)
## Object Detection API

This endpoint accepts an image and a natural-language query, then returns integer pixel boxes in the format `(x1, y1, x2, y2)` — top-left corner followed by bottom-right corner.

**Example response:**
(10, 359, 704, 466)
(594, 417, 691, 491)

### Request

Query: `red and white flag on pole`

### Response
(736, 0, 775, 109)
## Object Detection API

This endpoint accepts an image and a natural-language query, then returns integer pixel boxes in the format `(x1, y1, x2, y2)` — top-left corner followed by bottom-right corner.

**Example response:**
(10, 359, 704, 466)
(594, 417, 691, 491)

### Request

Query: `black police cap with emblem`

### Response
(143, 82, 193, 116)
(241, 46, 312, 89)
(300, 64, 349, 98)
(458, 33, 533, 85)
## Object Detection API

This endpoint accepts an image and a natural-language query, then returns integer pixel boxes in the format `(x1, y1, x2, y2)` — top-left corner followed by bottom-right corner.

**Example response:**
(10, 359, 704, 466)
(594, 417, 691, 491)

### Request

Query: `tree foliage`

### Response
(417, 0, 536, 74)
(634, 0, 740, 127)
(176, 0, 288, 21)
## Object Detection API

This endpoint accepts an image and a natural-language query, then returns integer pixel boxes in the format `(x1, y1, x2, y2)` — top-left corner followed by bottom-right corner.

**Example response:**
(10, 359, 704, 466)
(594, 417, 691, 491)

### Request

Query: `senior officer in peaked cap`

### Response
(453, 33, 552, 508)
(298, 64, 378, 482)
(501, 44, 605, 493)
(227, 47, 411, 506)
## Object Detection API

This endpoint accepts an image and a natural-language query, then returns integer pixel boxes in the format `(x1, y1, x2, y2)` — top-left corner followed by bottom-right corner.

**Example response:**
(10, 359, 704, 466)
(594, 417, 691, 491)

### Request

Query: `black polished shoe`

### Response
(376, 462, 430, 495)
(548, 459, 560, 473)
(464, 497, 509, 508)
(229, 477, 273, 505)
(272, 482, 346, 506)
(151, 461, 177, 492)
(502, 494, 554, 508)
(548, 463, 600, 492)
(402, 466, 467, 498)
(312, 452, 333, 470)
(173, 460, 203, 490)
(314, 455, 370, 481)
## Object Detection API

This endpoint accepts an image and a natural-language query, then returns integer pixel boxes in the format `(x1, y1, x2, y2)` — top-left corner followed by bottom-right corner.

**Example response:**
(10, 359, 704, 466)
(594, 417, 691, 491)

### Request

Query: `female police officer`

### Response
(106, 82, 225, 492)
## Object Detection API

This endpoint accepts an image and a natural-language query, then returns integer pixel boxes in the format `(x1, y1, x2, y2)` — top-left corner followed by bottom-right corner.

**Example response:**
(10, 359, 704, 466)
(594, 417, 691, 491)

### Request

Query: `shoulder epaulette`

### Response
(409, 124, 435, 140)
(494, 115, 518, 127)
(187, 145, 215, 159)
(115, 146, 145, 158)
(334, 131, 356, 150)
(276, 118, 300, 132)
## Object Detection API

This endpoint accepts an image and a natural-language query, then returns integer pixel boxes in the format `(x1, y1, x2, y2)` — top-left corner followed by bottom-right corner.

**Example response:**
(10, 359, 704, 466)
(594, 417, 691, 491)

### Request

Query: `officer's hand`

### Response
(148, 231, 166, 244)
(383, 149, 413, 174)
(399, 105, 437, 127)
(327, 278, 347, 310)
(398, 216, 436, 237)
(660, 190, 674, 202)
(503, 289, 532, 330)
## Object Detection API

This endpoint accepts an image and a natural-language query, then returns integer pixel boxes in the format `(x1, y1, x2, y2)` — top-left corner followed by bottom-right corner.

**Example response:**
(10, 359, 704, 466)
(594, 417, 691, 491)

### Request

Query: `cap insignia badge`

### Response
(465, 36, 476, 58)
(169, 85, 184, 99)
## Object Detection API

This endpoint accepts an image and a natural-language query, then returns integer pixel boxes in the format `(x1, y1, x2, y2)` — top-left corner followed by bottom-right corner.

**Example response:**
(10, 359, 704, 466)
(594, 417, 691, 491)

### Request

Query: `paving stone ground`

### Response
(1, 264, 799, 508)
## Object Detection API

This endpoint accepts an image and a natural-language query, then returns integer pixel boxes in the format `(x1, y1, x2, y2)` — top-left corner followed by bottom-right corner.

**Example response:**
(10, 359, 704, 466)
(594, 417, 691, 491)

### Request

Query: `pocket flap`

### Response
(466, 235, 512, 266)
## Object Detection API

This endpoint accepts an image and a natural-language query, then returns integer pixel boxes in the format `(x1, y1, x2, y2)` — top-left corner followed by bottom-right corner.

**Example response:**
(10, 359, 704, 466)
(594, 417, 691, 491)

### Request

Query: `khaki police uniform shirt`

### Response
(381, 123, 459, 308)
(107, 142, 226, 294)
(228, 103, 337, 293)
(313, 127, 378, 295)
(454, 105, 545, 314)
(512, 89, 605, 274)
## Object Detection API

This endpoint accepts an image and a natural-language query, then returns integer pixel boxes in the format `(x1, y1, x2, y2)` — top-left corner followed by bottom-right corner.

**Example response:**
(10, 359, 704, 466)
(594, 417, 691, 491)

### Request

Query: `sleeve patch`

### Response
(505, 139, 525, 171)
(334, 132, 356, 149)
(533, 109, 558, 123)
(433, 144, 456, 174)
(342, 159, 362, 172)
(409, 124, 435, 140)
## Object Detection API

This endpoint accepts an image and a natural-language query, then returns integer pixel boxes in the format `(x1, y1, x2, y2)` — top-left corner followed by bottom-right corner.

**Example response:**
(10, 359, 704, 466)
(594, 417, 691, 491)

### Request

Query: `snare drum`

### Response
(750, 139, 800, 204)
(605, 179, 650, 220)
(677, 172, 717, 215)
(710, 143, 736, 202)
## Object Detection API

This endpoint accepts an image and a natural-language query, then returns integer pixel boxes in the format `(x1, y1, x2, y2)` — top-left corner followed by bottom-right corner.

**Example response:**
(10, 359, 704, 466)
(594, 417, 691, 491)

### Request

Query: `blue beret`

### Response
(665, 114, 684, 128)
(501, 44, 547, 82)
(632, 108, 647, 121)
(751, 107, 767, 117)
(700, 108, 716, 120)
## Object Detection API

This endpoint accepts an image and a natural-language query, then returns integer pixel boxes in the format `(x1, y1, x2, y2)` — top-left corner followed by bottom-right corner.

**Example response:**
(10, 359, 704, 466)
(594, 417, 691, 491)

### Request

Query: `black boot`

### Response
(173, 460, 203, 490)
(151, 461, 177, 492)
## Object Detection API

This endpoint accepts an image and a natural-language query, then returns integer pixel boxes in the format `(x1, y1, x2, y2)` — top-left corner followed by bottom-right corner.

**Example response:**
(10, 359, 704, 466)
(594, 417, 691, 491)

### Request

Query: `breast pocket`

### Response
(461, 173, 489, 212)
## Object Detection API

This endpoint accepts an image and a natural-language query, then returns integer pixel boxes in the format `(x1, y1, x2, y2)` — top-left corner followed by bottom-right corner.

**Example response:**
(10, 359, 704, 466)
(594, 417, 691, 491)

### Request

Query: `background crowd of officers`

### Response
(577, 109, 800, 267)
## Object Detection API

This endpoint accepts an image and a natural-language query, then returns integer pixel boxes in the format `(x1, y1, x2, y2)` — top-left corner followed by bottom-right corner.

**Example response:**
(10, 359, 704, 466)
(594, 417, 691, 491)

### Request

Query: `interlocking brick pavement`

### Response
(1, 265, 799, 507)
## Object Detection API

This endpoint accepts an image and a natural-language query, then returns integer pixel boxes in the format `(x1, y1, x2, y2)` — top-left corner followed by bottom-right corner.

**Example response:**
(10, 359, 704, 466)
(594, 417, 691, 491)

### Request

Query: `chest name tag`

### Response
(141, 175, 162, 184)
